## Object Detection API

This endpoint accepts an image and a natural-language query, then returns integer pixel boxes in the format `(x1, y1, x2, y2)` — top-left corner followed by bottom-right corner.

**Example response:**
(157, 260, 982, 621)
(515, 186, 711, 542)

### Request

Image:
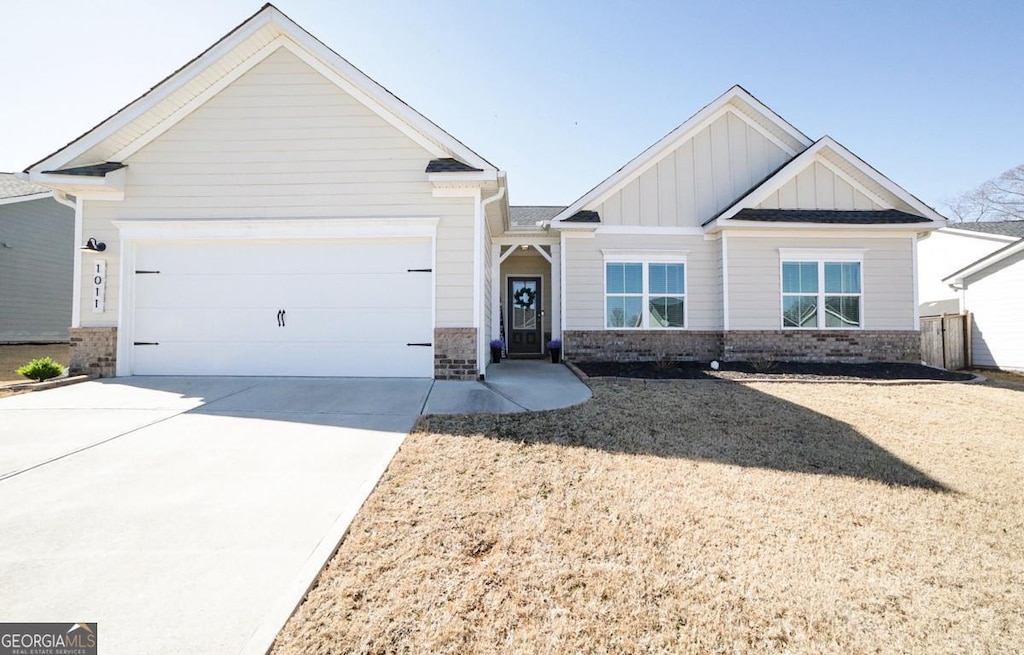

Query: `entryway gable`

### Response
(491, 241, 560, 359)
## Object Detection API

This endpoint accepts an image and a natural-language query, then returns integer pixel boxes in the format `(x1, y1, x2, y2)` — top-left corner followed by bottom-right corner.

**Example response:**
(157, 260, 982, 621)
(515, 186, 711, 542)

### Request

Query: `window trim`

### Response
(779, 249, 865, 330)
(603, 251, 688, 330)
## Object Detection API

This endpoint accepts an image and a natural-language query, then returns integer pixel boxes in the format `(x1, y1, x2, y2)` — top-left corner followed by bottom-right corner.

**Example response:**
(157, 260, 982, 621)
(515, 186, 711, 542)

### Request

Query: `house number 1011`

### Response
(92, 260, 106, 313)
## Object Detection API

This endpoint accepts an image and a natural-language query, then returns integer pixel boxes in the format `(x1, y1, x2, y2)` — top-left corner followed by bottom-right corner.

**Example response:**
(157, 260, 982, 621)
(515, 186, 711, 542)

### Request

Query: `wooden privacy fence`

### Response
(921, 312, 971, 370)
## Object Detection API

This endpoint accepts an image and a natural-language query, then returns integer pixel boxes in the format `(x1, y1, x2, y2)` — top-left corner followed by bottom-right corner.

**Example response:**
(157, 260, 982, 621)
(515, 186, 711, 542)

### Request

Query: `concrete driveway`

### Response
(0, 377, 428, 655)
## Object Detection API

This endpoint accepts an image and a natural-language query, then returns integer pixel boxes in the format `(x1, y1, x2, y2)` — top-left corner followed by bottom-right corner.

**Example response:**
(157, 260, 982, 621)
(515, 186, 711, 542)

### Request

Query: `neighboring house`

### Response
(0, 174, 74, 342)
(923, 222, 1024, 370)
(23, 5, 944, 379)
(917, 222, 1024, 317)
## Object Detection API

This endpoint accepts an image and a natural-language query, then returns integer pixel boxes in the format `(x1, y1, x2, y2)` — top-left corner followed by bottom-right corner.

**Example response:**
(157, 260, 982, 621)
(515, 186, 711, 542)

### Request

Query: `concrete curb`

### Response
(0, 374, 95, 393)
(563, 360, 590, 383)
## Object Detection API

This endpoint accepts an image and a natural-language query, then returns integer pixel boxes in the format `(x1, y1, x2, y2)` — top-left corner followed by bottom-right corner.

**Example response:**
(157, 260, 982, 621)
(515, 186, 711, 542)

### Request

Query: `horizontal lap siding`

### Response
(596, 111, 789, 227)
(80, 46, 474, 328)
(727, 235, 915, 330)
(965, 251, 1024, 369)
(565, 234, 721, 330)
(0, 198, 74, 341)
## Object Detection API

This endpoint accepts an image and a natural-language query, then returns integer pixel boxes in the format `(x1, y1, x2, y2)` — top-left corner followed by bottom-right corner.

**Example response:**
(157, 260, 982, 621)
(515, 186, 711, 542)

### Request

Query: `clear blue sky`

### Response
(1, 0, 1020, 209)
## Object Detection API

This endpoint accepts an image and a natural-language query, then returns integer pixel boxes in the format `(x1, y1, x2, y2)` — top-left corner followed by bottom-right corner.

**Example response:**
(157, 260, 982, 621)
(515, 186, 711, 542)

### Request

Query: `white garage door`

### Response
(130, 238, 433, 377)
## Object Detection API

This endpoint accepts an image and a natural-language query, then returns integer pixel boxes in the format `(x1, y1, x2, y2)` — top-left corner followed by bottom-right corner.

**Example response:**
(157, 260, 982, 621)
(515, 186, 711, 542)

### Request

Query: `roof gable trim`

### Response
(28, 5, 495, 174)
(711, 137, 945, 227)
(0, 191, 53, 207)
(550, 85, 813, 226)
(943, 238, 1024, 283)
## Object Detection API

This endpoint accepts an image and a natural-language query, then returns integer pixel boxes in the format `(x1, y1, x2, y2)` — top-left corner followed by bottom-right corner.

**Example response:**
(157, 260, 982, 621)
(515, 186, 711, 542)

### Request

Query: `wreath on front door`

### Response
(513, 286, 536, 309)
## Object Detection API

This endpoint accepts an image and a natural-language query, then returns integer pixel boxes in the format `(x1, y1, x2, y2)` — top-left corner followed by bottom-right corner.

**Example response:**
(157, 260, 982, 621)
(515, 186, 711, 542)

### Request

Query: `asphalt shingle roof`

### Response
(949, 220, 1024, 238)
(43, 162, 126, 176)
(733, 209, 931, 224)
(0, 173, 51, 200)
(509, 206, 566, 227)
(425, 158, 483, 173)
(562, 210, 601, 223)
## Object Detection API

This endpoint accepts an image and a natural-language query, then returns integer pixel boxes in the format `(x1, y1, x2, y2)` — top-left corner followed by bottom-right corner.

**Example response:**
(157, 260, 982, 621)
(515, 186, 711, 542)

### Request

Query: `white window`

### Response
(781, 255, 862, 329)
(605, 257, 686, 329)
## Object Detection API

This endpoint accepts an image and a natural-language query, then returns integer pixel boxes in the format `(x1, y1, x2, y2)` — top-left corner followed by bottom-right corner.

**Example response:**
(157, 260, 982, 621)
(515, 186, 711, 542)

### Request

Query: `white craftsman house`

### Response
(919, 222, 1024, 370)
(24, 4, 944, 379)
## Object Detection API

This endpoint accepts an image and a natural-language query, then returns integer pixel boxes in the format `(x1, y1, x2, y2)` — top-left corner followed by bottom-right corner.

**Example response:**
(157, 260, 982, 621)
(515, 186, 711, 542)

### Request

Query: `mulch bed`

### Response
(574, 360, 976, 382)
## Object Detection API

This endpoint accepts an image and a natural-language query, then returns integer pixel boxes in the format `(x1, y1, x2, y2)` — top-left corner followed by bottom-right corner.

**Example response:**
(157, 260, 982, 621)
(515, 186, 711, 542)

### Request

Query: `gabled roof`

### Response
(946, 220, 1024, 238)
(509, 206, 565, 227)
(0, 174, 51, 201)
(562, 210, 600, 223)
(43, 162, 126, 177)
(944, 237, 1024, 283)
(734, 209, 931, 224)
(25, 4, 496, 176)
(550, 85, 813, 226)
(706, 136, 946, 228)
(425, 158, 483, 173)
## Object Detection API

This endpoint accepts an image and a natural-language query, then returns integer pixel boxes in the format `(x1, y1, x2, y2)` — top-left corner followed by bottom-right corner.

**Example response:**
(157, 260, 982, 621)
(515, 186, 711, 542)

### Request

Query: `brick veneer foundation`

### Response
(69, 327, 118, 377)
(722, 330, 921, 363)
(564, 330, 722, 363)
(564, 329, 920, 364)
(434, 327, 479, 380)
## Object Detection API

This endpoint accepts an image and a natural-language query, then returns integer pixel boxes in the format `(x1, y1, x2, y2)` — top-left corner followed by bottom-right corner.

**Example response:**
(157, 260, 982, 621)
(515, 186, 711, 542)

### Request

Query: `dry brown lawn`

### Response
(273, 380, 1024, 655)
(0, 343, 69, 384)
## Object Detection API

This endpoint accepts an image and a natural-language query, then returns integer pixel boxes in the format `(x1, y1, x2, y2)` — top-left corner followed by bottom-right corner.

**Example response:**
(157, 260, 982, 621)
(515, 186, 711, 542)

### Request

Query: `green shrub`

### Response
(16, 357, 65, 381)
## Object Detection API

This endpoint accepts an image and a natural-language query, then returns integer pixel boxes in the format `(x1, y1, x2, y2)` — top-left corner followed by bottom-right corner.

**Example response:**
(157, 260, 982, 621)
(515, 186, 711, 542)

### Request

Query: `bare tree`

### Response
(945, 164, 1024, 222)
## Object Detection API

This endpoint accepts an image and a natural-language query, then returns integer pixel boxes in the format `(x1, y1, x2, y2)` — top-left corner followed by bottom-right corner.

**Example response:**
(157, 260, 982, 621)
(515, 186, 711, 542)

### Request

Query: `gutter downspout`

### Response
(478, 184, 506, 377)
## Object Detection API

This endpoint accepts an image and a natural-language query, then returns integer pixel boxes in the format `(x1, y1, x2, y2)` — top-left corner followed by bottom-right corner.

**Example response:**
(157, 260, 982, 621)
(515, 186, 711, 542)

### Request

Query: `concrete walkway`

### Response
(0, 367, 590, 655)
(423, 360, 592, 414)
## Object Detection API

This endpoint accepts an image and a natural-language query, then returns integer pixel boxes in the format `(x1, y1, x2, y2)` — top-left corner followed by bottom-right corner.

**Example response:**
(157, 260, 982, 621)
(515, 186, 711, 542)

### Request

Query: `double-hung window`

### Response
(605, 253, 686, 329)
(780, 251, 863, 329)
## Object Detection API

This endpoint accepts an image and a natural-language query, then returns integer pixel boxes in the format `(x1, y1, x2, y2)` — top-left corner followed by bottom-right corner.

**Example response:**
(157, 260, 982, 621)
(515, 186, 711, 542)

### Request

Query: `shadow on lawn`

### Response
(417, 379, 950, 492)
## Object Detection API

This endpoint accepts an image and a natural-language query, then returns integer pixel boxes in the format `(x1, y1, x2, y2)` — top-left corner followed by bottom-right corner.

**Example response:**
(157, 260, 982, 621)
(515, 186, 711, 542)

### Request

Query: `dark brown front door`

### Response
(508, 276, 542, 355)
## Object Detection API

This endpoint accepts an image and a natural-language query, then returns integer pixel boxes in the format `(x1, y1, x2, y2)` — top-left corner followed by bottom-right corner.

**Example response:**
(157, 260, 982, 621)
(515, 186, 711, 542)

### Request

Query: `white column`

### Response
(550, 242, 561, 339)
(491, 243, 501, 348)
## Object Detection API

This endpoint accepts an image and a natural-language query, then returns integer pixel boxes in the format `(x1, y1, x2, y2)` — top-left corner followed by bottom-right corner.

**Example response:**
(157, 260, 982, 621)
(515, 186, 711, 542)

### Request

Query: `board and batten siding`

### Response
(0, 197, 74, 341)
(726, 235, 916, 330)
(564, 234, 721, 330)
(964, 250, 1024, 369)
(756, 161, 883, 211)
(595, 111, 790, 227)
(79, 46, 475, 328)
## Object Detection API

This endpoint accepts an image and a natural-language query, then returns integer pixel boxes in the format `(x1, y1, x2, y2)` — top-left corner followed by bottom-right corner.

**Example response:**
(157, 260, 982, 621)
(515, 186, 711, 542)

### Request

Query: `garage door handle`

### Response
(407, 342, 432, 347)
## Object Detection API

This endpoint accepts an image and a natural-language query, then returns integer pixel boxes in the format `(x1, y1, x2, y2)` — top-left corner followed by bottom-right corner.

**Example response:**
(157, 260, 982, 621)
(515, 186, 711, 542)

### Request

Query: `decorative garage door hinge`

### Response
(406, 342, 432, 347)
(407, 268, 432, 272)
(135, 270, 161, 274)
(133, 342, 159, 346)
